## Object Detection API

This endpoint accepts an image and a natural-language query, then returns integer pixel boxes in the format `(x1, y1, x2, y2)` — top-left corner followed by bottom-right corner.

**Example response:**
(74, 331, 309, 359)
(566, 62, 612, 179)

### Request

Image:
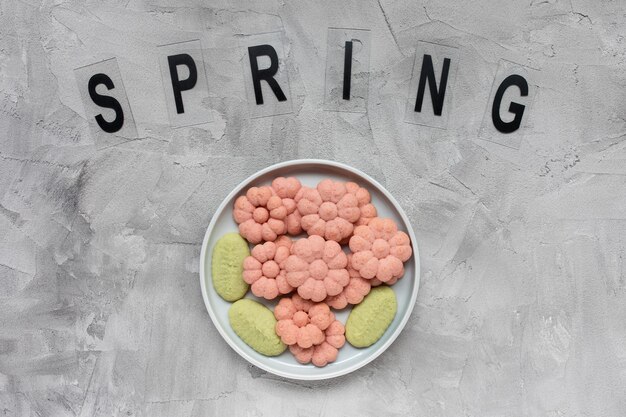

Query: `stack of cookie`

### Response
(212, 177, 412, 367)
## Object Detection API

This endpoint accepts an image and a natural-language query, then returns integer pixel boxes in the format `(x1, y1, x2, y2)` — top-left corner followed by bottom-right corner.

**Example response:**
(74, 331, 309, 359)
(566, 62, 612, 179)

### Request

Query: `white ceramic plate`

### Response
(199, 159, 420, 380)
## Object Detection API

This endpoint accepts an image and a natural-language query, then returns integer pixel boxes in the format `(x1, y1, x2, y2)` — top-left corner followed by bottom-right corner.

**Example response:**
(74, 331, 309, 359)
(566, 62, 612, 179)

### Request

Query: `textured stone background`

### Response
(1, 0, 626, 416)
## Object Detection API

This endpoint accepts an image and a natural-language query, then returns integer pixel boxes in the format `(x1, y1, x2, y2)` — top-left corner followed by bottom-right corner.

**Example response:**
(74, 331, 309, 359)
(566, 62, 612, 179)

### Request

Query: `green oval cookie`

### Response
(229, 299, 286, 356)
(346, 286, 397, 348)
(212, 233, 250, 301)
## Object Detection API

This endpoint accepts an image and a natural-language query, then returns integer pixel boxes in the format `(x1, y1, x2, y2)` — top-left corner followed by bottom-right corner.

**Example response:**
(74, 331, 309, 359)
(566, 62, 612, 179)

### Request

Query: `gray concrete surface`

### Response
(1, 0, 626, 416)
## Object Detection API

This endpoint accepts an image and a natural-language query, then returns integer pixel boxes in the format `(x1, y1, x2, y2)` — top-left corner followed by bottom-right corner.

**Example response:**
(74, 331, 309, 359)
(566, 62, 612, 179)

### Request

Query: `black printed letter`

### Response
(414, 54, 451, 116)
(168, 54, 198, 114)
(343, 41, 353, 100)
(248, 45, 287, 105)
(491, 74, 528, 133)
(88, 73, 124, 133)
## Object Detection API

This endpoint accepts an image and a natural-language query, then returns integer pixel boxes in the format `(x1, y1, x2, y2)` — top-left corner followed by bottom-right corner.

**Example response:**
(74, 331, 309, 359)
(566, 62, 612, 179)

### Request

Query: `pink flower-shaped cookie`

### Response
(296, 179, 361, 242)
(274, 295, 334, 349)
(271, 176, 303, 235)
(243, 236, 293, 300)
(325, 254, 372, 309)
(289, 320, 346, 367)
(284, 235, 350, 302)
(345, 182, 377, 226)
(349, 218, 413, 284)
(233, 186, 288, 244)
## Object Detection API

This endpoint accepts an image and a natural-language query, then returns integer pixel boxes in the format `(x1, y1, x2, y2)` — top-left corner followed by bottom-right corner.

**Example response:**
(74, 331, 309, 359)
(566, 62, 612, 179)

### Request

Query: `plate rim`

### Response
(199, 159, 420, 380)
